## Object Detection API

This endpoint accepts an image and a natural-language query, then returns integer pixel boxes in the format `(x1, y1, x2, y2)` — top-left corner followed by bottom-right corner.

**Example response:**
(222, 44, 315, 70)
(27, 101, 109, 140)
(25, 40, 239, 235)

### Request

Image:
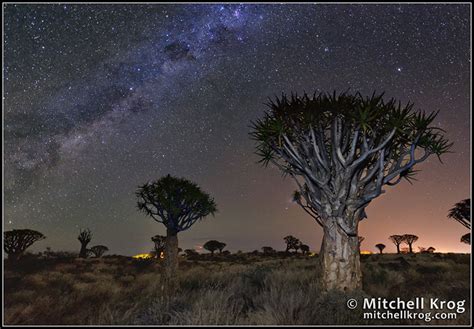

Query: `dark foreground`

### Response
(4, 253, 470, 325)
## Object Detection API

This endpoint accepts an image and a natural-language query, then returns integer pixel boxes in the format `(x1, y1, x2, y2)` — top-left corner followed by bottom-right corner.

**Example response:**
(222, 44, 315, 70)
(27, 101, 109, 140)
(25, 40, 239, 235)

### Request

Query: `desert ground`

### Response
(4, 252, 470, 325)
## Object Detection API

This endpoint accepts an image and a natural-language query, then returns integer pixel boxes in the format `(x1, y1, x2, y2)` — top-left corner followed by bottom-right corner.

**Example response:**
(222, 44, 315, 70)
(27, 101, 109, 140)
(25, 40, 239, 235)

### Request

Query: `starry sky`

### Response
(4, 4, 471, 255)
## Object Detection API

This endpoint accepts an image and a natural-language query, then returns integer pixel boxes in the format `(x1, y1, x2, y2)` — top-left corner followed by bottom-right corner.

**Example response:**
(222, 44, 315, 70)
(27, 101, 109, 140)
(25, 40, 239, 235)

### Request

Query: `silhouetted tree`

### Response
(389, 235, 405, 254)
(203, 240, 222, 255)
(427, 246, 436, 253)
(403, 234, 418, 253)
(448, 198, 470, 229)
(251, 91, 450, 291)
(151, 235, 166, 257)
(78, 229, 92, 258)
(136, 175, 217, 281)
(4, 229, 46, 260)
(448, 199, 471, 244)
(261, 246, 276, 255)
(375, 243, 386, 254)
(89, 245, 109, 257)
(283, 235, 301, 254)
(300, 244, 310, 255)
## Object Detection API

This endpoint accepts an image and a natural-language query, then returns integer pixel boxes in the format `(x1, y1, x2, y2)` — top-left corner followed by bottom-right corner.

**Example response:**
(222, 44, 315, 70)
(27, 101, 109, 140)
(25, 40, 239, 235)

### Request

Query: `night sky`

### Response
(4, 4, 470, 255)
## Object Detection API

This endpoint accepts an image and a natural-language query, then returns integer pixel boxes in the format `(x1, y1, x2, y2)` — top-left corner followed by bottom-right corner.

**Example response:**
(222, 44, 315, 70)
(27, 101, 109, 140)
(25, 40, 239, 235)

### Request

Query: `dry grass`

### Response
(4, 253, 470, 325)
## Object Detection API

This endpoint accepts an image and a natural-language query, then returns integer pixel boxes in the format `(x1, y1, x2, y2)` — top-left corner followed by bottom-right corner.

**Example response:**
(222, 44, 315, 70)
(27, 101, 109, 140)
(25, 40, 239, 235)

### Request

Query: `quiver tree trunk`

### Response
(164, 228, 179, 282)
(319, 219, 362, 292)
(79, 243, 88, 258)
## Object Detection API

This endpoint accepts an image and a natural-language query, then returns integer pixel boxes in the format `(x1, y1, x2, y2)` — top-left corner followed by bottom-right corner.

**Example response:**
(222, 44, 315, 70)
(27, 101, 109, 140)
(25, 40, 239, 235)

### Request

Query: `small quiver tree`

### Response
(89, 245, 109, 258)
(403, 234, 418, 253)
(78, 229, 92, 258)
(203, 240, 221, 255)
(389, 235, 405, 254)
(375, 243, 386, 254)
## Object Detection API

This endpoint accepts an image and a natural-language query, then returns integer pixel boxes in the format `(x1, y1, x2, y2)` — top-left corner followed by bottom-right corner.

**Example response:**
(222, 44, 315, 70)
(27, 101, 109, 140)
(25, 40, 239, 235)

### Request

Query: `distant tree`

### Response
(300, 244, 310, 255)
(389, 235, 405, 254)
(261, 246, 276, 255)
(283, 235, 301, 254)
(136, 175, 217, 281)
(427, 246, 436, 253)
(151, 235, 166, 257)
(448, 198, 470, 229)
(4, 229, 46, 260)
(461, 233, 470, 245)
(375, 243, 386, 254)
(403, 234, 419, 253)
(184, 249, 198, 257)
(78, 229, 92, 258)
(203, 240, 222, 255)
(89, 245, 109, 257)
(448, 199, 471, 244)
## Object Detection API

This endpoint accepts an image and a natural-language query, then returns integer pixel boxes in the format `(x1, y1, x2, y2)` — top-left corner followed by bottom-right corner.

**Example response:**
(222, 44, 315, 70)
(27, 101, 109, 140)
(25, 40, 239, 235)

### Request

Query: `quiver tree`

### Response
(136, 175, 217, 280)
(151, 235, 166, 258)
(389, 235, 405, 254)
(77, 229, 92, 258)
(251, 91, 451, 291)
(448, 199, 471, 244)
(403, 234, 418, 253)
(89, 245, 109, 257)
(283, 235, 301, 253)
(375, 243, 386, 254)
(448, 199, 470, 229)
(4, 229, 46, 260)
(203, 240, 225, 255)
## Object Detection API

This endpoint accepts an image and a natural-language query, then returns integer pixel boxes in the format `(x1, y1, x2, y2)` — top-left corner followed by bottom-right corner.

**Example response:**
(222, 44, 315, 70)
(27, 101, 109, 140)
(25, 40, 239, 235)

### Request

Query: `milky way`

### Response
(4, 4, 470, 255)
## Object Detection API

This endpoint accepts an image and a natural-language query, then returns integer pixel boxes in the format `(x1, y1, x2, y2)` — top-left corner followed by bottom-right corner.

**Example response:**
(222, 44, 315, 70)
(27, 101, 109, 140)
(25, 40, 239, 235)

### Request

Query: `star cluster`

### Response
(4, 4, 470, 254)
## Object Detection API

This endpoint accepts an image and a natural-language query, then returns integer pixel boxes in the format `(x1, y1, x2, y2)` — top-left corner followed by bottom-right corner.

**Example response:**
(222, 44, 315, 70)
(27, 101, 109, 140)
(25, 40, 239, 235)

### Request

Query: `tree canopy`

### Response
(251, 91, 451, 226)
(4, 229, 46, 259)
(448, 198, 470, 229)
(136, 175, 217, 233)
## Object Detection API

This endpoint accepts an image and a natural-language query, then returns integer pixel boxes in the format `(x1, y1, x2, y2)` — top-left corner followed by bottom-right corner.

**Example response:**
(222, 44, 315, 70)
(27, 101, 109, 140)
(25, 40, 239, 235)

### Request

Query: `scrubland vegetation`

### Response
(4, 252, 470, 325)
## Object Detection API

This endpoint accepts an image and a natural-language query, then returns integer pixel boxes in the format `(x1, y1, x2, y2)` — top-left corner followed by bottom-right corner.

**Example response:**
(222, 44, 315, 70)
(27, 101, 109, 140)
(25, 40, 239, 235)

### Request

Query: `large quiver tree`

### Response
(251, 91, 451, 292)
(136, 175, 217, 281)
